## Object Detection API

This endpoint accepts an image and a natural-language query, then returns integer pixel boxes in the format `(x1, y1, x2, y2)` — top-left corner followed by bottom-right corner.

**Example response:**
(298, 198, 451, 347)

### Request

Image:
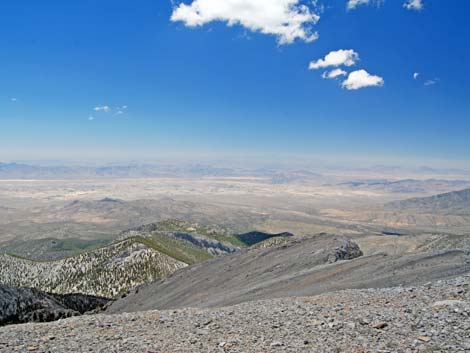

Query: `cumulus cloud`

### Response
(309, 49, 359, 70)
(413, 72, 419, 79)
(341, 69, 384, 90)
(170, 0, 320, 44)
(322, 68, 347, 79)
(94, 105, 110, 112)
(404, 0, 423, 11)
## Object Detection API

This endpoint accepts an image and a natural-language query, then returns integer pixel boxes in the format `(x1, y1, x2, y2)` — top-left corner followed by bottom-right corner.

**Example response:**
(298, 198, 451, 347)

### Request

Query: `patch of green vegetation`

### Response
(147, 219, 231, 237)
(212, 234, 246, 247)
(49, 238, 110, 252)
(128, 235, 213, 265)
(1, 237, 111, 261)
(4, 252, 32, 261)
(133, 219, 246, 249)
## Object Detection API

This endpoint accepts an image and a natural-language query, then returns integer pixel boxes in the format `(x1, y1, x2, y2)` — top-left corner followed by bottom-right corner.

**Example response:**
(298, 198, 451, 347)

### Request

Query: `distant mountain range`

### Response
(0, 162, 321, 181)
(339, 179, 470, 194)
(0, 162, 238, 179)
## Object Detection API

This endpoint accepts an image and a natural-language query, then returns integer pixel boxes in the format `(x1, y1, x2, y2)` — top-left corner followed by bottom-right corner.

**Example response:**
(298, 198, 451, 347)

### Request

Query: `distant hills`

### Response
(340, 179, 470, 194)
(386, 188, 470, 214)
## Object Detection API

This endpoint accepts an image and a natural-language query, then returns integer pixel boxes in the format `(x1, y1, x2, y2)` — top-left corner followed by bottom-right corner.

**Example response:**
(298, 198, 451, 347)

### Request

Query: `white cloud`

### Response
(424, 79, 437, 86)
(115, 110, 124, 116)
(347, 0, 371, 10)
(404, 0, 423, 11)
(88, 116, 95, 121)
(413, 72, 419, 79)
(309, 49, 359, 70)
(347, 0, 384, 10)
(322, 68, 347, 79)
(341, 69, 384, 90)
(10, 98, 17, 102)
(170, 0, 321, 45)
(94, 105, 110, 112)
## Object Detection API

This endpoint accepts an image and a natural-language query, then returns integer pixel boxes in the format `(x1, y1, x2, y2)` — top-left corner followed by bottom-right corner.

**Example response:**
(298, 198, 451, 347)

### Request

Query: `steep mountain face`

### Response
(107, 234, 470, 313)
(0, 238, 187, 298)
(386, 188, 470, 214)
(0, 284, 109, 326)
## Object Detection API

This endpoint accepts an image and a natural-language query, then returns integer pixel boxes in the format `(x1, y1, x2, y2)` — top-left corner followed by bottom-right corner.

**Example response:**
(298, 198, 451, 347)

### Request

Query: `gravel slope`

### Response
(1, 275, 468, 353)
(108, 235, 470, 312)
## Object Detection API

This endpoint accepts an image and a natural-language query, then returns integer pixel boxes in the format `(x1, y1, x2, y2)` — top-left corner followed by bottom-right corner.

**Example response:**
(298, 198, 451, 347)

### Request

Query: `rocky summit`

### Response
(0, 275, 468, 352)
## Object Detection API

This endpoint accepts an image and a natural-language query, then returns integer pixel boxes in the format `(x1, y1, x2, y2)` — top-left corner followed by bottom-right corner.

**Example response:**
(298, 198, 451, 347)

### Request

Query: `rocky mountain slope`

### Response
(0, 284, 109, 326)
(0, 238, 187, 298)
(108, 234, 470, 313)
(1, 275, 468, 352)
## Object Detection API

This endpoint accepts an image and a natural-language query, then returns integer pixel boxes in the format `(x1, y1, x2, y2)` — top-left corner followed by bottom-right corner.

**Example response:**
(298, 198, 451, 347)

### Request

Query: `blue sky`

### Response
(1, 0, 469, 167)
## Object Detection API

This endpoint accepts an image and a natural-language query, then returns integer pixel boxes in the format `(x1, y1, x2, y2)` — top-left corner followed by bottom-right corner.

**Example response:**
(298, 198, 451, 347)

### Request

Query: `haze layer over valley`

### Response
(1, 162, 470, 259)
